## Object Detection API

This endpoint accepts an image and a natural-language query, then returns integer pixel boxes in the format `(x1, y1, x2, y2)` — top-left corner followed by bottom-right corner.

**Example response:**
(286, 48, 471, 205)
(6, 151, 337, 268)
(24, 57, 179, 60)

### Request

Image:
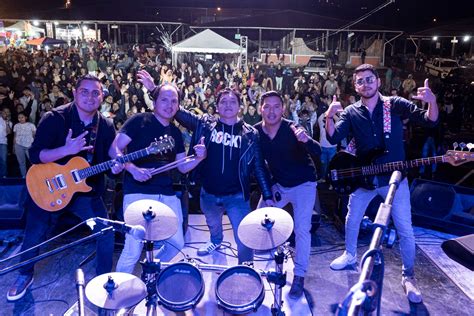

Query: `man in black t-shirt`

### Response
(255, 91, 321, 299)
(110, 79, 206, 274)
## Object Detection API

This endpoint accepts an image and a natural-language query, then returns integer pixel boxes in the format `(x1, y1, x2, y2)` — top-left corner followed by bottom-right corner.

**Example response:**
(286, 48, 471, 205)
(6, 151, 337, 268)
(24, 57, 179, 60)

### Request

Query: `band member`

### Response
(325, 64, 438, 303)
(255, 91, 321, 299)
(139, 69, 272, 263)
(111, 78, 206, 273)
(178, 88, 274, 263)
(7, 75, 123, 301)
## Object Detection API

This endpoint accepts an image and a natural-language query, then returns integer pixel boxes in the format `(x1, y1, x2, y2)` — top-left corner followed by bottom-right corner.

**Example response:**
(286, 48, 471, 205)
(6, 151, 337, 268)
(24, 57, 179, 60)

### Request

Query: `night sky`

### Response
(0, 0, 473, 31)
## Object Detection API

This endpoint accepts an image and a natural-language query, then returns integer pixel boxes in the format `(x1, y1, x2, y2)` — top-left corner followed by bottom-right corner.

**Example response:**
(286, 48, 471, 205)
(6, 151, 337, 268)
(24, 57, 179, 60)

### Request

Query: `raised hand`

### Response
(64, 129, 93, 155)
(290, 124, 311, 143)
(326, 95, 343, 118)
(193, 137, 207, 159)
(137, 70, 156, 91)
(412, 78, 436, 104)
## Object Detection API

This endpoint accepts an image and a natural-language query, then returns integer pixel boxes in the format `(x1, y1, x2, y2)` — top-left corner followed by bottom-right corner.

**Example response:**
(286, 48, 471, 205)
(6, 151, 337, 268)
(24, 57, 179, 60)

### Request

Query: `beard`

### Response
(358, 87, 379, 100)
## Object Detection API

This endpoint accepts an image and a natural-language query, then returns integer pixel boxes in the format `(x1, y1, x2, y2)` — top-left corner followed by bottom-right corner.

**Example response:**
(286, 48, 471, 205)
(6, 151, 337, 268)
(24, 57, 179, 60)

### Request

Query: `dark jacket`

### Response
(175, 107, 272, 201)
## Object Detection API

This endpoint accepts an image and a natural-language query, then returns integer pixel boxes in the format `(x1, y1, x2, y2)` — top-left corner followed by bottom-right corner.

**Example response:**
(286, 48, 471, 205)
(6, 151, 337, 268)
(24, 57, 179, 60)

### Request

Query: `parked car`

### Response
(424, 58, 460, 78)
(442, 66, 474, 86)
(303, 55, 330, 76)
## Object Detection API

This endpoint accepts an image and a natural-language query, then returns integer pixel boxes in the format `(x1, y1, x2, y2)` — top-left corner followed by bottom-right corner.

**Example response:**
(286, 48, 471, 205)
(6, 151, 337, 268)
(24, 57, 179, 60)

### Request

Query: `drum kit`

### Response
(84, 201, 295, 315)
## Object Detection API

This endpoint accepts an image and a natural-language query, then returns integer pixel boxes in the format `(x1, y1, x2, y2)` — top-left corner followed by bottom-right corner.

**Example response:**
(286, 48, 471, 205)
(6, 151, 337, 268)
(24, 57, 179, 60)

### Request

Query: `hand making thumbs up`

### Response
(412, 78, 436, 104)
(193, 136, 207, 160)
(325, 95, 343, 119)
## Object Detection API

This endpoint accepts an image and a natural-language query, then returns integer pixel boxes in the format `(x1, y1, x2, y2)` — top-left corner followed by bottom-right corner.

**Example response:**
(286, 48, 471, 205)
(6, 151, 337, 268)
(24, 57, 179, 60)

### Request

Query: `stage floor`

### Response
(0, 214, 472, 315)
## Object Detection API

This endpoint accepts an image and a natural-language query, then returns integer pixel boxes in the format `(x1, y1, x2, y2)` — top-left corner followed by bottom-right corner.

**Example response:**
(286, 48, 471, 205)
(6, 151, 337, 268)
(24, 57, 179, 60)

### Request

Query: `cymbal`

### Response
(238, 207, 294, 251)
(124, 199, 178, 241)
(85, 272, 147, 310)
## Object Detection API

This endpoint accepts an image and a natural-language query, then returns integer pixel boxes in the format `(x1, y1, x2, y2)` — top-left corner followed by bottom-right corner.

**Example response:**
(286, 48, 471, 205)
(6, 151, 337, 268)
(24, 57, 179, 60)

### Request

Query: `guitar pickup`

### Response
(54, 174, 67, 189)
(71, 170, 81, 183)
(45, 179, 54, 193)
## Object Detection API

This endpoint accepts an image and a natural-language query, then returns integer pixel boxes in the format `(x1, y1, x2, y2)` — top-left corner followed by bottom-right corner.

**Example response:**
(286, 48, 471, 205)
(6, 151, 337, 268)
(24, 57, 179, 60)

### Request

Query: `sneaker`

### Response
(197, 241, 221, 256)
(289, 276, 305, 299)
(330, 251, 357, 270)
(7, 274, 34, 301)
(402, 276, 423, 303)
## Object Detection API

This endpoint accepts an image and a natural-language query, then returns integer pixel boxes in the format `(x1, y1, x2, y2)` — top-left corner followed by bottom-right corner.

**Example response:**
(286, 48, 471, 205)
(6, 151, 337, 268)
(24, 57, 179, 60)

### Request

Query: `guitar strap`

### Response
(345, 95, 392, 154)
(85, 112, 100, 164)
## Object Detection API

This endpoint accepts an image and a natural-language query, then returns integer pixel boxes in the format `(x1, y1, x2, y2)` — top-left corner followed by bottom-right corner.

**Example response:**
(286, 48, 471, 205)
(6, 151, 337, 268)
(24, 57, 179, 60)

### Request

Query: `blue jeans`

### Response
(0, 143, 7, 178)
(116, 193, 184, 273)
(345, 178, 415, 276)
(420, 137, 437, 174)
(320, 146, 337, 180)
(19, 195, 114, 276)
(200, 189, 253, 264)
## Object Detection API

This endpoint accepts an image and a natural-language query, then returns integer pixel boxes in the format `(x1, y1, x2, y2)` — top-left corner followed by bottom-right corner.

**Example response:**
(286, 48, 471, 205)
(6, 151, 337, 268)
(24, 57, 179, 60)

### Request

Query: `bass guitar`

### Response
(26, 136, 175, 212)
(328, 146, 473, 194)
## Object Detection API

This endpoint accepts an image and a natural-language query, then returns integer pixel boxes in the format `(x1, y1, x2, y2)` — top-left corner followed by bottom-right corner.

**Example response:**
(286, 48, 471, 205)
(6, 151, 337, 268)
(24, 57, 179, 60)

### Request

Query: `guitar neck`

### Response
(78, 148, 150, 179)
(361, 155, 445, 176)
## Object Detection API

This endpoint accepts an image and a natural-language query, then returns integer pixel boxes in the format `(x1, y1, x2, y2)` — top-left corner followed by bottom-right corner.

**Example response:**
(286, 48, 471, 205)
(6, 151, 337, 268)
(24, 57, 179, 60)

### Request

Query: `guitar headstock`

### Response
(445, 142, 474, 166)
(148, 135, 175, 154)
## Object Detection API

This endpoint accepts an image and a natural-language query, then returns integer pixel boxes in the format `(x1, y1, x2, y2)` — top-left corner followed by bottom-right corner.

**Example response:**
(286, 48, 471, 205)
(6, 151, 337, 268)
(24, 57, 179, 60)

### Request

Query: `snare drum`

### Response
(156, 262, 204, 311)
(215, 265, 265, 314)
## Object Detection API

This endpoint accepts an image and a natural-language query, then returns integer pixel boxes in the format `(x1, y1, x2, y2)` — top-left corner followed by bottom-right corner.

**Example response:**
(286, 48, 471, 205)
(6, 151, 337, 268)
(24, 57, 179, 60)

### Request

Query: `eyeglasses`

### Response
(355, 76, 377, 86)
(78, 89, 101, 98)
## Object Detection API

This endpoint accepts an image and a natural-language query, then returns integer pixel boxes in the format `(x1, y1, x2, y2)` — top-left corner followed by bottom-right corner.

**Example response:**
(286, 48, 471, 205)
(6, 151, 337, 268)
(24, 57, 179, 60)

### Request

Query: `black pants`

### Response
(19, 195, 114, 276)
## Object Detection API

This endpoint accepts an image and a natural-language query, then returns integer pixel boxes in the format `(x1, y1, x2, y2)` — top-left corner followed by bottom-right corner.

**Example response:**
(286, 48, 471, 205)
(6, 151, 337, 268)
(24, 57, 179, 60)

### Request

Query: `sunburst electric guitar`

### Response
(26, 136, 175, 212)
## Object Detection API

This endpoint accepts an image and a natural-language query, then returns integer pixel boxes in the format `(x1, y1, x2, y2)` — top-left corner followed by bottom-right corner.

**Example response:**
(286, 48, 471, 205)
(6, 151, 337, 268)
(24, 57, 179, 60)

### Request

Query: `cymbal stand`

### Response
(267, 244, 287, 316)
(139, 209, 162, 316)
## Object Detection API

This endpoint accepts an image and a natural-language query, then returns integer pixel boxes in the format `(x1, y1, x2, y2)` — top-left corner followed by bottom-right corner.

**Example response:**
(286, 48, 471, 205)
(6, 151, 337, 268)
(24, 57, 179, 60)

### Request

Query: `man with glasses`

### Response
(7, 75, 124, 301)
(255, 91, 321, 299)
(325, 64, 438, 303)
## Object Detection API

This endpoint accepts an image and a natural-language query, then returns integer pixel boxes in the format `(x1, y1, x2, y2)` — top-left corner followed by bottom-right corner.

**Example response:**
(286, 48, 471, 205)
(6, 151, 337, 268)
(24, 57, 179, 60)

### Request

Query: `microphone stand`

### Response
(0, 226, 114, 275)
(75, 268, 86, 316)
(336, 171, 402, 316)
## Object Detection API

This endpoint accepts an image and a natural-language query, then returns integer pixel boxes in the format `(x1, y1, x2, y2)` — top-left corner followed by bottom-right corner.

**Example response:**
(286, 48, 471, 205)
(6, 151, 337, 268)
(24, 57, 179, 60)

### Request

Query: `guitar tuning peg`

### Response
(467, 143, 474, 151)
(459, 142, 466, 150)
(452, 142, 459, 150)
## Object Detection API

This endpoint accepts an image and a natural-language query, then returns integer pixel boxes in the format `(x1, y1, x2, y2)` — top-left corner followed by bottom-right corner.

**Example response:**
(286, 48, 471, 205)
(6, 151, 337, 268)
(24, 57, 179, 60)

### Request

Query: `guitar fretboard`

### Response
(78, 148, 150, 179)
(337, 156, 446, 179)
(361, 156, 445, 176)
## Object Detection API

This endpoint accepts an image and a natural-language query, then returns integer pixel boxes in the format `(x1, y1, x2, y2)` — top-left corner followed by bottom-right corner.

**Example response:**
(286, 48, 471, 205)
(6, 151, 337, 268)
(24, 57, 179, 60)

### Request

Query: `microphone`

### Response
(75, 269, 85, 316)
(93, 217, 146, 240)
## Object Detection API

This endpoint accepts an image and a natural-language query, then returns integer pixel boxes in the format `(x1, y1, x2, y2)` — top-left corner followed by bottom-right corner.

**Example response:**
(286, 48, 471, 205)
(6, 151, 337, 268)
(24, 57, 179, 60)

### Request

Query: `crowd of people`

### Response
(0, 42, 472, 180)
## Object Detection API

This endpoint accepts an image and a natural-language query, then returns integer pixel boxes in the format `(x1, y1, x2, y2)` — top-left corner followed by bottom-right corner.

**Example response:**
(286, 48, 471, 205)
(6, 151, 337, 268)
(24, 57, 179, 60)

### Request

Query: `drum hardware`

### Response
(238, 207, 294, 251)
(84, 272, 147, 311)
(82, 206, 294, 314)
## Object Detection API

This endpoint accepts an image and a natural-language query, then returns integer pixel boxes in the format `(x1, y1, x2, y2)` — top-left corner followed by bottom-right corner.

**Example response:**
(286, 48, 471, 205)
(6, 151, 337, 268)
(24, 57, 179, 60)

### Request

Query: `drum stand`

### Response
(140, 240, 162, 316)
(266, 245, 287, 316)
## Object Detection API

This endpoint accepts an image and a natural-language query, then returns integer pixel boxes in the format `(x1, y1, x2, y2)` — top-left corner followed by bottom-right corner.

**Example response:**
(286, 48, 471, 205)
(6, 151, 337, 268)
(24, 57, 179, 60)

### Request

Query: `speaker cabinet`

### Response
(0, 178, 27, 229)
(410, 179, 474, 235)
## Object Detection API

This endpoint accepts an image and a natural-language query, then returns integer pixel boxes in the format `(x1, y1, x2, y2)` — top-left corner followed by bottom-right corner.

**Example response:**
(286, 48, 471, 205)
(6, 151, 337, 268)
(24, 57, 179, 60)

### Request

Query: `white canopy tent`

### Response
(171, 29, 241, 65)
(5, 21, 45, 36)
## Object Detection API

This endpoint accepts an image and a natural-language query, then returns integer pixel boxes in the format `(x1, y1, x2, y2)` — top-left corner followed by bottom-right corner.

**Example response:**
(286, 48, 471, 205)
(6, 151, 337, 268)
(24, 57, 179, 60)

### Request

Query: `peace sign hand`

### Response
(412, 78, 436, 104)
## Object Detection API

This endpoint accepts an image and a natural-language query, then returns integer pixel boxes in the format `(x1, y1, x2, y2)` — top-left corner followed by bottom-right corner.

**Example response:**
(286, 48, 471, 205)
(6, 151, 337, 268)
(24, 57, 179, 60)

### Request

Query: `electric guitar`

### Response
(328, 145, 473, 194)
(26, 136, 175, 212)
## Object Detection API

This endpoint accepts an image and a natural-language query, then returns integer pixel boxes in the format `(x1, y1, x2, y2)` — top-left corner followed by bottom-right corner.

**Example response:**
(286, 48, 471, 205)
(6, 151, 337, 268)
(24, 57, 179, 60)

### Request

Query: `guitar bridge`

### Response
(330, 170, 338, 181)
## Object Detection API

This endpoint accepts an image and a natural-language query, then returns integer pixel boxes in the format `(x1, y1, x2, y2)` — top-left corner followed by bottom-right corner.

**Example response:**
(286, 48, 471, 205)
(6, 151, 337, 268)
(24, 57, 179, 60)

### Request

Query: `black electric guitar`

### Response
(328, 147, 473, 194)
